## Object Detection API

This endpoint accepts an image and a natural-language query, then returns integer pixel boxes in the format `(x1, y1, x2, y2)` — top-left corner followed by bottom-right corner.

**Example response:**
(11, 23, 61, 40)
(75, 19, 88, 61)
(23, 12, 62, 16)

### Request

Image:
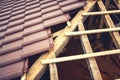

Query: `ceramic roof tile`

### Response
(0, 0, 86, 79)
(0, 60, 28, 80)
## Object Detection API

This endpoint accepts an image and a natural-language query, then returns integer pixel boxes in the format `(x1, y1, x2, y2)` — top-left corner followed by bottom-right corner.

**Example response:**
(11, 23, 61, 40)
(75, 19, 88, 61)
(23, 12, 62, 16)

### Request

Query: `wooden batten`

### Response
(41, 49, 120, 64)
(82, 10, 120, 16)
(65, 27, 120, 36)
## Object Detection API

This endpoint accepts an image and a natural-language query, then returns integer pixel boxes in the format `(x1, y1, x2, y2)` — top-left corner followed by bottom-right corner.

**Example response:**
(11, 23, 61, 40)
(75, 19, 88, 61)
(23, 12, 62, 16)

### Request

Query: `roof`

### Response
(0, 0, 86, 79)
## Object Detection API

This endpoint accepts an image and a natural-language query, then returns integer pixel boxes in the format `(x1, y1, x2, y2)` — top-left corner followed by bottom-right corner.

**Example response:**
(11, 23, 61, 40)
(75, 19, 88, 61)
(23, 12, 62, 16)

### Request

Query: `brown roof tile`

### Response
(0, 59, 28, 80)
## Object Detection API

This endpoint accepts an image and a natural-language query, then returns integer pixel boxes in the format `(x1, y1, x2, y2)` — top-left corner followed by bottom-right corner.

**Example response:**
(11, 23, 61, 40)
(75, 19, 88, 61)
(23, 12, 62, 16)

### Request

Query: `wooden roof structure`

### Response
(0, 0, 112, 80)
(1, 0, 120, 80)
(23, 0, 120, 80)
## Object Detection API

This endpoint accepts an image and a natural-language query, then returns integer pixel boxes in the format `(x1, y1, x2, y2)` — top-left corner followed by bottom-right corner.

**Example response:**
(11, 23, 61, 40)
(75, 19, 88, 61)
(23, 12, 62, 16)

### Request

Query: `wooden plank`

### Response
(67, 21, 71, 27)
(78, 20, 102, 80)
(98, 1, 120, 49)
(26, 1, 97, 80)
(52, 29, 64, 38)
(49, 63, 58, 80)
(65, 27, 120, 36)
(82, 10, 120, 16)
(21, 73, 26, 80)
(41, 49, 120, 64)
(49, 55, 58, 80)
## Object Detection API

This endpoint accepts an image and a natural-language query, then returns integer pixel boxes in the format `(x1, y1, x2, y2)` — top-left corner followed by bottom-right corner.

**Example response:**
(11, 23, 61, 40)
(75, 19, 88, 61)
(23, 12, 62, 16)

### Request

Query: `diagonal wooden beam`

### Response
(78, 20, 102, 80)
(52, 29, 64, 38)
(21, 73, 26, 80)
(26, 1, 97, 80)
(49, 55, 58, 80)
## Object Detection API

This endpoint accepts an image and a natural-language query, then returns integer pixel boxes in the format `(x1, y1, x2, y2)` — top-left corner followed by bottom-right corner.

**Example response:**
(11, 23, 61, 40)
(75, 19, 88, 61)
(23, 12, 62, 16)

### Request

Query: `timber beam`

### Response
(65, 27, 120, 36)
(41, 49, 120, 64)
(78, 20, 102, 80)
(82, 10, 120, 16)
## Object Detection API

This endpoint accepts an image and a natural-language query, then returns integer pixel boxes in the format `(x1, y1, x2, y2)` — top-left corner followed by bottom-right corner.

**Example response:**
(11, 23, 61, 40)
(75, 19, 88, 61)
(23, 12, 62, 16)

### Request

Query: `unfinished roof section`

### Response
(0, 0, 86, 79)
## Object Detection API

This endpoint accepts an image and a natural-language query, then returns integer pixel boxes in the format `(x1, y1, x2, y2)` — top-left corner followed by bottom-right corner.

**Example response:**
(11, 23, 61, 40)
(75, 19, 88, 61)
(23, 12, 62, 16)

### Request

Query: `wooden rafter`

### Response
(21, 73, 26, 80)
(49, 55, 58, 80)
(78, 20, 102, 80)
(26, 1, 97, 80)
(52, 29, 64, 38)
